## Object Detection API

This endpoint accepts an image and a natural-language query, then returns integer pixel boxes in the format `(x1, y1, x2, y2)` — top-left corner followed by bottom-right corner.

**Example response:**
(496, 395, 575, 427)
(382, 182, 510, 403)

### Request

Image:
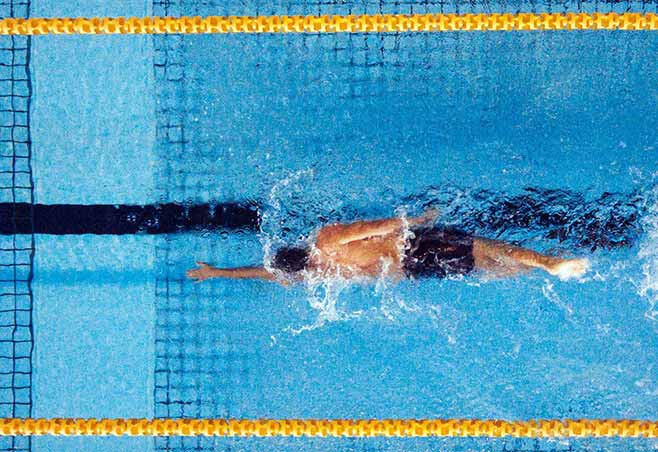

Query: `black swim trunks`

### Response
(402, 226, 475, 279)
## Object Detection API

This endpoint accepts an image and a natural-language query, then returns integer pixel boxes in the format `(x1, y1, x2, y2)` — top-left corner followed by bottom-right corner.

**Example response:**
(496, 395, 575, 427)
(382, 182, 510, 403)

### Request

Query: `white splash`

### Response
(375, 260, 420, 321)
(286, 270, 364, 335)
(260, 169, 317, 253)
(638, 185, 658, 322)
(541, 279, 574, 317)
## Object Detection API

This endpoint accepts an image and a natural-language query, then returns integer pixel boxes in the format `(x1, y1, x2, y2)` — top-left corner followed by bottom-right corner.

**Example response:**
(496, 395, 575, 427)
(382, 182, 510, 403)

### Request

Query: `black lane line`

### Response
(0, 190, 645, 249)
(0, 202, 260, 235)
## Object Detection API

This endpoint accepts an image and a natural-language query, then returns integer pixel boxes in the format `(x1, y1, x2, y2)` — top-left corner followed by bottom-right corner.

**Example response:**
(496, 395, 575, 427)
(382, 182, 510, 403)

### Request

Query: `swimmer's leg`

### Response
(472, 238, 589, 280)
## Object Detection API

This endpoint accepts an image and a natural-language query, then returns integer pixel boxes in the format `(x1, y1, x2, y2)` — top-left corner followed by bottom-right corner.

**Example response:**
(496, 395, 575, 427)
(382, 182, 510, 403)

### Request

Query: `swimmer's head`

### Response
(272, 245, 310, 274)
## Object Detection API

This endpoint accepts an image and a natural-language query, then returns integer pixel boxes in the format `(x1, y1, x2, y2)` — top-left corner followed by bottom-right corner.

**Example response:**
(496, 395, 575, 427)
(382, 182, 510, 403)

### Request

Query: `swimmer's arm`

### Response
(318, 209, 439, 246)
(187, 262, 277, 282)
(316, 220, 400, 248)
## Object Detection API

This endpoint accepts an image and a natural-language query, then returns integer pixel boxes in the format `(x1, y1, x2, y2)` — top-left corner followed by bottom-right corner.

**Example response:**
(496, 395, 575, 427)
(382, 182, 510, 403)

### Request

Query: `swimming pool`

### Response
(1, 0, 658, 451)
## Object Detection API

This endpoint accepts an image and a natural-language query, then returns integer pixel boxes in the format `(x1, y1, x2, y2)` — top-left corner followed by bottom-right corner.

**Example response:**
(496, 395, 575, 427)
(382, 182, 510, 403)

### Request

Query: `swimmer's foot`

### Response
(546, 258, 590, 280)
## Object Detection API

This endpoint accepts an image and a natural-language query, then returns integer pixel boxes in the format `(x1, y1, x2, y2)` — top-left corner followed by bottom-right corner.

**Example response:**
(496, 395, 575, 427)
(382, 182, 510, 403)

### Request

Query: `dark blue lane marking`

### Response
(0, 202, 260, 235)
(0, 189, 645, 251)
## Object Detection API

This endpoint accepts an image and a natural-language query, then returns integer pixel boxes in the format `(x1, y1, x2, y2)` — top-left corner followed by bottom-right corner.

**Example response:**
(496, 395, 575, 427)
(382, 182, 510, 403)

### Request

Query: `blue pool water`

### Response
(1, 0, 658, 452)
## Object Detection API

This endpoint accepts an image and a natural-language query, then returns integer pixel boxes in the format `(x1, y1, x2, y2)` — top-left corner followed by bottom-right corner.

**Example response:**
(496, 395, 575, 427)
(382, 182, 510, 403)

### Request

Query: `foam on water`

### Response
(638, 185, 658, 321)
(285, 272, 364, 335)
(541, 279, 574, 317)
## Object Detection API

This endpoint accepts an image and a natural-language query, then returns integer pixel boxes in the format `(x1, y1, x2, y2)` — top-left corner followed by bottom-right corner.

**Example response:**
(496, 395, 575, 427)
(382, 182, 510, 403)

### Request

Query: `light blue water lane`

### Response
(33, 236, 155, 452)
(31, 1, 156, 452)
(32, 1, 155, 205)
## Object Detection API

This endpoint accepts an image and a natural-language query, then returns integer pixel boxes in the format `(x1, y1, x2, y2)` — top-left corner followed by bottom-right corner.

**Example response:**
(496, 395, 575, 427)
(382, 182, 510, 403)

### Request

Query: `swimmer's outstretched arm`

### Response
(187, 262, 277, 283)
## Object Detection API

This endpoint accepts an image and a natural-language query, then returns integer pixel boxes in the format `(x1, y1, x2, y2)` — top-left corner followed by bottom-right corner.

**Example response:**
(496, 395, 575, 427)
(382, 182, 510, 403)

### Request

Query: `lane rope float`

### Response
(0, 13, 657, 35)
(0, 418, 657, 437)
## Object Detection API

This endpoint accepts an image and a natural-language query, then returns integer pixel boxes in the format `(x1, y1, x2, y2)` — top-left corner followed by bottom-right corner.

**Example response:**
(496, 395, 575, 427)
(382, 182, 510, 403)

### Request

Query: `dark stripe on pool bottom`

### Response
(0, 202, 259, 235)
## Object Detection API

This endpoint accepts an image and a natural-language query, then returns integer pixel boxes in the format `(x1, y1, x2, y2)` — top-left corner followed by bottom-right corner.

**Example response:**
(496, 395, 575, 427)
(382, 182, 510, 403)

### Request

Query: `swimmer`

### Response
(186, 209, 590, 284)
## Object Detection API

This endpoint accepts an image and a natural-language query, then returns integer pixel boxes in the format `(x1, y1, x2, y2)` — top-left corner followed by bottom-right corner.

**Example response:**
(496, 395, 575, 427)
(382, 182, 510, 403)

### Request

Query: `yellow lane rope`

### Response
(1, 418, 658, 437)
(0, 13, 657, 35)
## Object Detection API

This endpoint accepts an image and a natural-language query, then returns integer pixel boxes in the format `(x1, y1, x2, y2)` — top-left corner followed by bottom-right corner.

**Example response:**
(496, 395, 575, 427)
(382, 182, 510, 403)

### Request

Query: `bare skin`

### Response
(187, 210, 589, 283)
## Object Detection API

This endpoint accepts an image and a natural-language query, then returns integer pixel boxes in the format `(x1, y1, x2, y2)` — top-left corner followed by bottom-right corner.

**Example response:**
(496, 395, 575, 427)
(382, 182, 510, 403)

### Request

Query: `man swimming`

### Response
(187, 209, 590, 284)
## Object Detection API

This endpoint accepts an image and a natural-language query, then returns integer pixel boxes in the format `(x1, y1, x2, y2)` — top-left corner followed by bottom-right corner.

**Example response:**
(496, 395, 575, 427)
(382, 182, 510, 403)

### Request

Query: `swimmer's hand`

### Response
(547, 258, 590, 281)
(186, 261, 216, 282)
(409, 208, 440, 226)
